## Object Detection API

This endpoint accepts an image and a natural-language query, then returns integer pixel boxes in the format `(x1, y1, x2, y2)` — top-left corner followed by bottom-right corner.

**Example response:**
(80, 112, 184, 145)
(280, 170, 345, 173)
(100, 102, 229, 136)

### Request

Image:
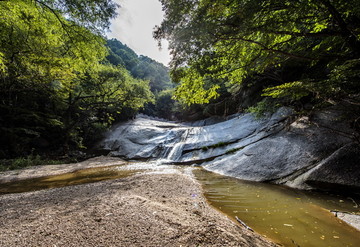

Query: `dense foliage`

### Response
(106, 38, 176, 119)
(106, 39, 173, 93)
(28, 0, 118, 32)
(3, 0, 359, 161)
(0, 0, 153, 159)
(155, 0, 360, 111)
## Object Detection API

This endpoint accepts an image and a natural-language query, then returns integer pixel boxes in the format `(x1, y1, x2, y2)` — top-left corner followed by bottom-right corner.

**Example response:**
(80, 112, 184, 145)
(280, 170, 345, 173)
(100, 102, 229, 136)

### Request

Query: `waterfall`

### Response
(164, 128, 190, 162)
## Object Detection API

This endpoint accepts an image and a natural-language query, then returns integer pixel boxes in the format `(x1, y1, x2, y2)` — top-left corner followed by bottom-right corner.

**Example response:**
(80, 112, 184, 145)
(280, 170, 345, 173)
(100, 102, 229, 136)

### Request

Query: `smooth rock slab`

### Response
(98, 106, 359, 192)
(203, 114, 352, 183)
(305, 143, 360, 193)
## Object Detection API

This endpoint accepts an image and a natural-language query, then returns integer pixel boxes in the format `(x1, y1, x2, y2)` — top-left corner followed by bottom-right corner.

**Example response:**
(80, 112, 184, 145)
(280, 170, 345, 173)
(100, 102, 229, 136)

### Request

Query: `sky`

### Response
(107, 0, 171, 66)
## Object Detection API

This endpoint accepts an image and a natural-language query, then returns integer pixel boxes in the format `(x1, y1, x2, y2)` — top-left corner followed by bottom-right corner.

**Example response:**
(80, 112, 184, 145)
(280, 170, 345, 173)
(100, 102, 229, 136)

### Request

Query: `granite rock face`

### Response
(98, 118, 184, 159)
(302, 143, 360, 191)
(98, 107, 359, 193)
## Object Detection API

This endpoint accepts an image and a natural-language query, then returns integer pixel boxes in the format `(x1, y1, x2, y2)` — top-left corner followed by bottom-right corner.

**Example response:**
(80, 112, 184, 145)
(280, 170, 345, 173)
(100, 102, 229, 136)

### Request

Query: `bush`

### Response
(0, 154, 64, 171)
(246, 98, 280, 119)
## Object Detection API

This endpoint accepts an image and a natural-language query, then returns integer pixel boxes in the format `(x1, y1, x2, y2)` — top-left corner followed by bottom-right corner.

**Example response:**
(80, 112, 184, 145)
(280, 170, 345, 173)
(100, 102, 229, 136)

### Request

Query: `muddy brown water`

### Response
(0, 166, 138, 194)
(0, 163, 359, 246)
(194, 169, 360, 247)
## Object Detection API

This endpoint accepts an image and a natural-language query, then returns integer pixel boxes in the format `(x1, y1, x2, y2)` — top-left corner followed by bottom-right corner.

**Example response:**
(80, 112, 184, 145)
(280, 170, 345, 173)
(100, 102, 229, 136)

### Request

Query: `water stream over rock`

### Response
(2, 106, 358, 246)
(98, 107, 360, 193)
(88, 107, 360, 244)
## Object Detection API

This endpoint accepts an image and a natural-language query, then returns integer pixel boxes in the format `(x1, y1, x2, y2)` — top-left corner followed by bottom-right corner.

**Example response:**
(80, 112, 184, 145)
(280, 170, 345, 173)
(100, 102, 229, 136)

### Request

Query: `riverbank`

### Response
(0, 156, 127, 184)
(0, 158, 276, 246)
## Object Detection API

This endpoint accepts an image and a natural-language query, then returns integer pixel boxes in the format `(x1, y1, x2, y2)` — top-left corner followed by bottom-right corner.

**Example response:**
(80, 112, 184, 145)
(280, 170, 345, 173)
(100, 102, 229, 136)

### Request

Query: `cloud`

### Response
(107, 0, 171, 66)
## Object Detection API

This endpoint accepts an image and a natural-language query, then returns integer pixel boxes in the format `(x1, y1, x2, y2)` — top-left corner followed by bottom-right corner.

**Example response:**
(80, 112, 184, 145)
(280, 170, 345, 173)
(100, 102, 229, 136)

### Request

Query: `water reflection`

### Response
(195, 169, 360, 247)
(0, 166, 138, 194)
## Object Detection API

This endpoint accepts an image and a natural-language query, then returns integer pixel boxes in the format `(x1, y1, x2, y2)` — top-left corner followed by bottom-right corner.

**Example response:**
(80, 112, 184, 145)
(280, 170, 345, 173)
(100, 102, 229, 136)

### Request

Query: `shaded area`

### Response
(0, 166, 137, 195)
(195, 169, 360, 247)
(98, 107, 360, 194)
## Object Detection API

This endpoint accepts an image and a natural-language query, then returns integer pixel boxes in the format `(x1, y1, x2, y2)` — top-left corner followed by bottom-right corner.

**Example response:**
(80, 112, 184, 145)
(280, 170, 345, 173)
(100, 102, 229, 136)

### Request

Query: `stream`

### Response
(0, 162, 359, 246)
(195, 169, 360, 247)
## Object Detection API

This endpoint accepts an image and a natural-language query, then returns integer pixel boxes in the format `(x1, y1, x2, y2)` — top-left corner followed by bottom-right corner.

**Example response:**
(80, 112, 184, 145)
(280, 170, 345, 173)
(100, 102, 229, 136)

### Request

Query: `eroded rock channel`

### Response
(1, 106, 360, 246)
(98, 107, 360, 194)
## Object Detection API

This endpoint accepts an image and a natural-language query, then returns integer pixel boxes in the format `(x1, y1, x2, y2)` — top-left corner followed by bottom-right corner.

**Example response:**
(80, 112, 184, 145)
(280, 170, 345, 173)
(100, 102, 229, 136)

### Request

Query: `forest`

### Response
(1, 2, 359, 246)
(1, 0, 360, 167)
(0, 0, 174, 164)
(155, 0, 360, 119)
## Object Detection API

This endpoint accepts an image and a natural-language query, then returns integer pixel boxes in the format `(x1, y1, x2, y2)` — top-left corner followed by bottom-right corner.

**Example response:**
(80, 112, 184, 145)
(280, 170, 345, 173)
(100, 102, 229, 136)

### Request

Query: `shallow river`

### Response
(195, 169, 360, 247)
(0, 163, 359, 246)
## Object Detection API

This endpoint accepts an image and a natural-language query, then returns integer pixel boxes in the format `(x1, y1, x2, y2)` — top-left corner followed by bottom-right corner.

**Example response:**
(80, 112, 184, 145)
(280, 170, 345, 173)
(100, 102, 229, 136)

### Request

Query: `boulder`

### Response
(304, 143, 360, 193)
(203, 114, 352, 183)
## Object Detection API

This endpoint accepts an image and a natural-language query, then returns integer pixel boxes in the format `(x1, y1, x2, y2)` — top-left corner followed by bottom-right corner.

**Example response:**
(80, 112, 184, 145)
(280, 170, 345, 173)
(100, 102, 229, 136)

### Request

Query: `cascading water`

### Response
(3, 112, 360, 246)
(97, 110, 360, 200)
(165, 128, 191, 162)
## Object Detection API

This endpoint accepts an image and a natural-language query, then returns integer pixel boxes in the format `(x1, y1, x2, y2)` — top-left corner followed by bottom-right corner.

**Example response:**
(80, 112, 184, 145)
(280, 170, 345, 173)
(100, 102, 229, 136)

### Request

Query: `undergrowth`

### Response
(0, 155, 74, 172)
(245, 98, 280, 119)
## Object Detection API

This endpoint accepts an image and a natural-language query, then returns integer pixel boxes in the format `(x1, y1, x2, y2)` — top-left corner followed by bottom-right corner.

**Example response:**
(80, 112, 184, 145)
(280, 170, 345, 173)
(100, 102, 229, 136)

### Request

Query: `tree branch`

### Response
(218, 35, 317, 61)
(317, 0, 360, 55)
(34, 0, 72, 38)
(267, 30, 345, 38)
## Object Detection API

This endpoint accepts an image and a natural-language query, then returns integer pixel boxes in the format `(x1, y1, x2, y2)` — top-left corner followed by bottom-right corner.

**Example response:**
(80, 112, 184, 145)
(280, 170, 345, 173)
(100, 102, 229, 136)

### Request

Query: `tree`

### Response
(106, 38, 177, 119)
(0, 0, 109, 84)
(155, 0, 360, 105)
(106, 39, 173, 94)
(0, 1, 153, 158)
(0, 0, 107, 155)
(31, 0, 118, 32)
(58, 64, 154, 151)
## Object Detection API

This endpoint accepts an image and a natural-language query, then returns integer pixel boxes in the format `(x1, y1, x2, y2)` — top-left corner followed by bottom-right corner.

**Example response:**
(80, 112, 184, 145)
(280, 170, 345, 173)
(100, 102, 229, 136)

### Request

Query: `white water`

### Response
(166, 128, 191, 162)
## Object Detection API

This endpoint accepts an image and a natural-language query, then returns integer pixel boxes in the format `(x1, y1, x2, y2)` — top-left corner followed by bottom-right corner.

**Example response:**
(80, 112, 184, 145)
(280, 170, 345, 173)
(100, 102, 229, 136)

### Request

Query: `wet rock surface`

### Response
(334, 212, 360, 231)
(97, 106, 360, 193)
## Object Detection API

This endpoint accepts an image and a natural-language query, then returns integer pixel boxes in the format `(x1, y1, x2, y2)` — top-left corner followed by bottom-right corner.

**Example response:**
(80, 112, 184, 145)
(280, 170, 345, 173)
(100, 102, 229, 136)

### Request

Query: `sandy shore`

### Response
(0, 156, 127, 184)
(0, 158, 277, 247)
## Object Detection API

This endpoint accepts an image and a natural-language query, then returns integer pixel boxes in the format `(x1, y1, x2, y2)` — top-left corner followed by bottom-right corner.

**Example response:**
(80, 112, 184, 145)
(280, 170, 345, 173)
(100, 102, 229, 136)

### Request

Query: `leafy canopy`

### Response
(0, 0, 153, 157)
(155, 0, 360, 105)
(0, 0, 110, 83)
(106, 38, 173, 94)
(31, 0, 118, 32)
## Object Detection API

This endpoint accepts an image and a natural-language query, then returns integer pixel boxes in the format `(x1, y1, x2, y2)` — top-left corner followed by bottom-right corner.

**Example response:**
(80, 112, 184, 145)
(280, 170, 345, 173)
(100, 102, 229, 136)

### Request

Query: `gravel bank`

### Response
(0, 160, 277, 247)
